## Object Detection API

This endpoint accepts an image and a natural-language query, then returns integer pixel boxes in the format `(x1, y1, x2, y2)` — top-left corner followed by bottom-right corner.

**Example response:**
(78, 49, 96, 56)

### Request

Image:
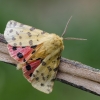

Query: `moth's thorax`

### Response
(43, 33, 64, 49)
(49, 33, 64, 49)
(33, 33, 64, 59)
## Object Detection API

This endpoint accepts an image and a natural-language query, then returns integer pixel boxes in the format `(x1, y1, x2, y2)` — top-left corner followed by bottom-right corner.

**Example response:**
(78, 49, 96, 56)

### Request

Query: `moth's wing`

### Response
(22, 59, 42, 82)
(4, 20, 50, 46)
(30, 49, 61, 94)
(7, 44, 33, 63)
(7, 44, 42, 63)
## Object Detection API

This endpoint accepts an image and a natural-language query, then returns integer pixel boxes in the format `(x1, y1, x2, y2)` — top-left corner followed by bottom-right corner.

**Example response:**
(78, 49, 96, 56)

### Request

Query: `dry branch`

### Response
(0, 33, 100, 96)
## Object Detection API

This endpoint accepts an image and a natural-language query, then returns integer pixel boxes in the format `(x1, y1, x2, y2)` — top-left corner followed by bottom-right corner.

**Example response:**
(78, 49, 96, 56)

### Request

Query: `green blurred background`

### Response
(0, 0, 100, 99)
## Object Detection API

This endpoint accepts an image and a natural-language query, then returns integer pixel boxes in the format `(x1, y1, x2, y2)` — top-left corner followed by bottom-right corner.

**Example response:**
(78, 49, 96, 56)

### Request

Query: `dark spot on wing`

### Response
(29, 40, 33, 45)
(26, 64, 31, 70)
(25, 62, 28, 65)
(42, 77, 45, 81)
(13, 22, 17, 26)
(16, 31, 19, 35)
(41, 83, 44, 86)
(51, 78, 55, 82)
(10, 21, 12, 25)
(57, 56, 61, 60)
(36, 58, 43, 62)
(23, 58, 26, 62)
(30, 58, 33, 60)
(19, 36, 22, 39)
(52, 61, 56, 63)
(33, 74, 35, 77)
(47, 75, 49, 78)
(9, 29, 13, 33)
(47, 66, 52, 72)
(22, 46, 25, 48)
(41, 73, 44, 76)
(31, 45, 37, 48)
(30, 27, 35, 31)
(17, 52, 23, 58)
(12, 37, 16, 40)
(53, 67, 58, 72)
(12, 46, 17, 50)
(32, 50, 35, 54)
(29, 73, 32, 77)
(47, 89, 50, 92)
(27, 32, 32, 37)
(36, 70, 39, 73)
(42, 61, 46, 66)
(19, 42, 22, 45)
(36, 77, 39, 80)
(36, 58, 41, 60)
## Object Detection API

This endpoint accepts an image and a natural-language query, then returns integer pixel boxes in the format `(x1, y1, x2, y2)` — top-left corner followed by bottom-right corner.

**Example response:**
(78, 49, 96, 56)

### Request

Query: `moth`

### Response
(4, 17, 85, 94)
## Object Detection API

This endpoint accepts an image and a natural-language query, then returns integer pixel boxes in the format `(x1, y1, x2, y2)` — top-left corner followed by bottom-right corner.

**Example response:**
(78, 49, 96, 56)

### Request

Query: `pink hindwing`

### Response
(7, 44, 35, 63)
(22, 59, 41, 82)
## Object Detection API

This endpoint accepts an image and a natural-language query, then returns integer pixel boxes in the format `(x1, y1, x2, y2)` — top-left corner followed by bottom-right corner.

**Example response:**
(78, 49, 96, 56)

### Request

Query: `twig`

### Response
(0, 33, 100, 96)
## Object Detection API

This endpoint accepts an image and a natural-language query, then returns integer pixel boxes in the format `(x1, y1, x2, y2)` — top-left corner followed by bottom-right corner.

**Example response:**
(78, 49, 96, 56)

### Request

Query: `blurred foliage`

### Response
(0, 0, 100, 99)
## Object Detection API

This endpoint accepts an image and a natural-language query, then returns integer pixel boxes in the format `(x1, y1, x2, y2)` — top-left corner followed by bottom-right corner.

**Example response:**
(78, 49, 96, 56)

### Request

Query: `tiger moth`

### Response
(4, 20, 64, 94)
(4, 18, 85, 94)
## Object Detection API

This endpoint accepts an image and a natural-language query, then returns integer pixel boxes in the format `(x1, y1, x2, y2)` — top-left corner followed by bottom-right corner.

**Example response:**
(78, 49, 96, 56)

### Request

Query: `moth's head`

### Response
(49, 33, 64, 50)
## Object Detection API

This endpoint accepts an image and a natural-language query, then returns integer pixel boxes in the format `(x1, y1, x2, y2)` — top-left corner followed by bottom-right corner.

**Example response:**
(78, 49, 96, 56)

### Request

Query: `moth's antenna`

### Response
(61, 16, 87, 41)
(63, 37, 87, 40)
(61, 16, 72, 37)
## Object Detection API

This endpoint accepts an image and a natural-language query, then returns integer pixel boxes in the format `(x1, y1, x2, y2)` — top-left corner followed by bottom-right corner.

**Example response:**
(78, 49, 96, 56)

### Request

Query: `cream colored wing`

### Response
(4, 20, 50, 46)
(30, 48, 61, 94)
